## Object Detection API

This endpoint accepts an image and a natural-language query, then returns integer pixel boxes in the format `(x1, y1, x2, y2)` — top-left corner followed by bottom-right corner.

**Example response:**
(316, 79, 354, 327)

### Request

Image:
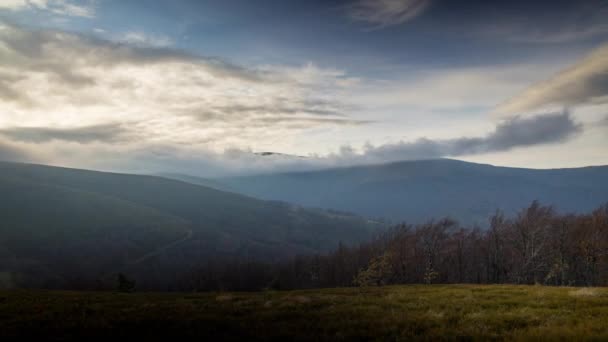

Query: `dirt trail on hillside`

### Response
(128, 229, 193, 265)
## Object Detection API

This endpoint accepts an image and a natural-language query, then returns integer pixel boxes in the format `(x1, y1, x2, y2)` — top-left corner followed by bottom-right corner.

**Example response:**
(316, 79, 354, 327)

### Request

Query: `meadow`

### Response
(2, 285, 608, 340)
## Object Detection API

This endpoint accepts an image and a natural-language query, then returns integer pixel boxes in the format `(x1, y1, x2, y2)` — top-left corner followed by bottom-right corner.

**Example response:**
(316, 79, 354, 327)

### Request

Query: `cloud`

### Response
(496, 44, 608, 115)
(46, 110, 578, 177)
(252, 117, 373, 129)
(0, 123, 131, 144)
(0, 21, 596, 175)
(348, 63, 565, 112)
(119, 31, 174, 48)
(0, 21, 366, 155)
(347, 0, 431, 29)
(0, 139, 30, 163)
(0, 111, 581, 177)
(480, 1, 608, 43)
(0, 22, 265, 83)
(338, 110, 581, 163)
(0, 0, 95, 18)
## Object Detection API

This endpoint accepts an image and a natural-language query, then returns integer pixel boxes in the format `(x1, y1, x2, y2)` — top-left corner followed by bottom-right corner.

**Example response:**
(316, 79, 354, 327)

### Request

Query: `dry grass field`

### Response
(2, 285, 608, 340)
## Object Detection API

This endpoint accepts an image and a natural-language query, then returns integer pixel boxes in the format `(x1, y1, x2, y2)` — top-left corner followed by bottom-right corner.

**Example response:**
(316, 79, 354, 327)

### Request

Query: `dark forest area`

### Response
(175, 201, 608, 291)
(5, 201, 608, 292)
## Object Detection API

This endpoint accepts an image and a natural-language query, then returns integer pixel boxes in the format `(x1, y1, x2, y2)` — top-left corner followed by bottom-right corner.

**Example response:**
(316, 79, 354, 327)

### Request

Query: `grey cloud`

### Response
(482, 1, 608, 43)
(142, 111, 581, 176)
(348, 0, 432, 29)
(0, 139, 29, 163)
(183, 108, 350, 125)
(253, 116, 372, 127)
(0, 22, 267, 85)
(95, 111, 578, 177)
(181, 96, 358, 127)
(0, 124, 131, 144)
(0, 75, 34, 105)
(10, 112, 581, 178)
(209, 104, 341, 117)
(482, 111, 582, 151)
(193, 99, 351, 120)
(355, 111, 581, 162)
(497, 44, 608, 114)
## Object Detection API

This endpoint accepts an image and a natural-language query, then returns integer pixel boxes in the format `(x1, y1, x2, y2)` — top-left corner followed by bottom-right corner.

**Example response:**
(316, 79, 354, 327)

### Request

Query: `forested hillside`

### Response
(175, 201, 608, 291)
(0, 162, 379, 289)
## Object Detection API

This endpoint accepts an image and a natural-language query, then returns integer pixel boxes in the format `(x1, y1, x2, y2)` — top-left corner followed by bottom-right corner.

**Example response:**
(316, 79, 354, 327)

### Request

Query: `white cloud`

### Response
(0, 22, 367, 167)
(347, 0, 432, 29)
(0, 0, 27, 10)
(0, 0, 96, 18)
(119, 31, 174, 48)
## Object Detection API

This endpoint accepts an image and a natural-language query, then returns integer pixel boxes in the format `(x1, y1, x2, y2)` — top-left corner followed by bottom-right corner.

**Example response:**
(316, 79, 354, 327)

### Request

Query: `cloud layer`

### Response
(0, 22, 364, 154)
(118, 31, 174, 48)
(496, 44, 608, 115)
(348, 0, 431, 28)
(333, 110, 581, 164)
(0, 20, 600, 175)
(0, 0, 95, 17)
(0, 123, 130, 144)
(0, 110, 580, 177)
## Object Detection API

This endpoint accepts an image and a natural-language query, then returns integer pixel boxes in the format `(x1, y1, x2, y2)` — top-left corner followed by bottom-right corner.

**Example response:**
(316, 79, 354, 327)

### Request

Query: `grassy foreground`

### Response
(2, 285, 608, 341)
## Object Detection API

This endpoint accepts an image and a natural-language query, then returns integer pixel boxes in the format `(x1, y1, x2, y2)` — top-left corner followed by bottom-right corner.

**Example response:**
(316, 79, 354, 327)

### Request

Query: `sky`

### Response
(0, 0, 607, 176)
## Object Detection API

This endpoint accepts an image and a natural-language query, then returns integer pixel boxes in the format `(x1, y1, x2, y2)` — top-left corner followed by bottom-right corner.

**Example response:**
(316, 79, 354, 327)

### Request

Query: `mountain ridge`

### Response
(163, 158, 608, 226)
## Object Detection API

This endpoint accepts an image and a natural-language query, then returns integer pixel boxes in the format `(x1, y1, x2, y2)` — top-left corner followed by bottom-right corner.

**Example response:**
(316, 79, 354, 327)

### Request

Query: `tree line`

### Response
(176, 201, 608, 291)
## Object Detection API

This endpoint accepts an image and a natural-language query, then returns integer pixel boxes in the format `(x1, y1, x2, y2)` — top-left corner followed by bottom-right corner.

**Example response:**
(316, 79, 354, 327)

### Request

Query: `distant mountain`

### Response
(0, 162, 380, 289)
(180, 159, 608, 226)
(254, 152, 306, 158)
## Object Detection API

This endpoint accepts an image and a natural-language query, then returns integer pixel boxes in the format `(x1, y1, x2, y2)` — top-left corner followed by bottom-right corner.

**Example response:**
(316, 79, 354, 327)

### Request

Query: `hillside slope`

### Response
(0, 162, 379, 289)
(191, 159, 608, 225)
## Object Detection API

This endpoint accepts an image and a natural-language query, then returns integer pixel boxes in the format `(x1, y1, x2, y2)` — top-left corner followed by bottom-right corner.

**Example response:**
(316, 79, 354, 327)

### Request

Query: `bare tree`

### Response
(417, 218, 455, 284)
(509, 201, 553, 284)
(487, 210, 508, 283)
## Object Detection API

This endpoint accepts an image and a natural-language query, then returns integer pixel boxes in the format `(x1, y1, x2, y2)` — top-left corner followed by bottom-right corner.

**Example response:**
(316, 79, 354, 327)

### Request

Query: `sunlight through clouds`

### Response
(0, 0, 96, 17)
(0, 21, 369, 171)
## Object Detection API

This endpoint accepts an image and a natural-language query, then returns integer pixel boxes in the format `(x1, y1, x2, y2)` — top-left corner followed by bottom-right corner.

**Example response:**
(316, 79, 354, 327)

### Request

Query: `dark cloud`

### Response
(482, 111, 582, 150)
(207, 104, 341, 117)
(347, 0, 432, 29)
(409, 0, 608, 45)
(355, 111, 581, 162)
(188, 98, 355, 122)
(0, 124, 130, 144)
